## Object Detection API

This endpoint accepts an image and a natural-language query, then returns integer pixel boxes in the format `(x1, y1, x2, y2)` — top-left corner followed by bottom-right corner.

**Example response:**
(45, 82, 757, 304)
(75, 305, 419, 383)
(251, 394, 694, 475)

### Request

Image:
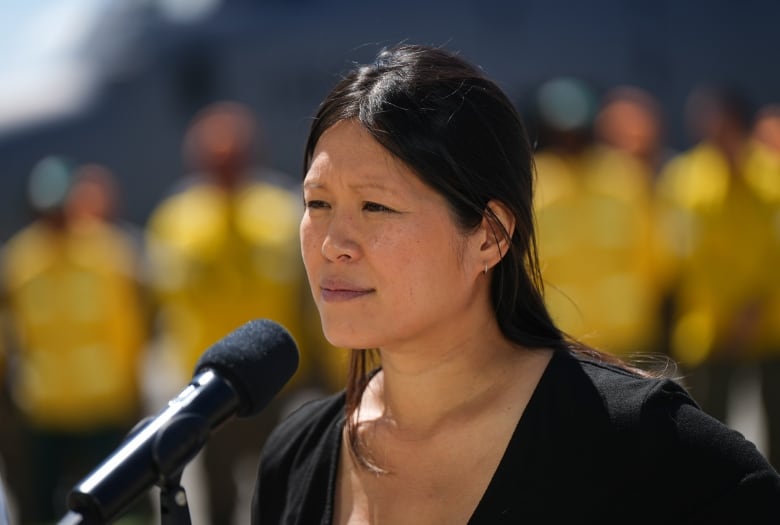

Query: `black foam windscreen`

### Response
(194, 319, 300, 417)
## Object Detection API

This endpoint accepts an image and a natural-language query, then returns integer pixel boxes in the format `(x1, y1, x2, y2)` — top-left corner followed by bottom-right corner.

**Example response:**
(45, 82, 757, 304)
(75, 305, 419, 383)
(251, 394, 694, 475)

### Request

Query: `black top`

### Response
(252, 350, 780, 524)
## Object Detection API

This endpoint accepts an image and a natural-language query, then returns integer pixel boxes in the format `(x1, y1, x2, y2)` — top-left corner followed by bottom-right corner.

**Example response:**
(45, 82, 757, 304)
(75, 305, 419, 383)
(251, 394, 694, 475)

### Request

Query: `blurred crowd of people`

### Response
(0, 101, 344, 524)
(530, 79, 780, 471)
(0, 80, 777, 523)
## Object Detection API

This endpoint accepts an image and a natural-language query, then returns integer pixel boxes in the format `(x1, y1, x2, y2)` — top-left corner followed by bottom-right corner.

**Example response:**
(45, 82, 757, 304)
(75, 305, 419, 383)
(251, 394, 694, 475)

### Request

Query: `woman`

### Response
(252, 44, 780, 524)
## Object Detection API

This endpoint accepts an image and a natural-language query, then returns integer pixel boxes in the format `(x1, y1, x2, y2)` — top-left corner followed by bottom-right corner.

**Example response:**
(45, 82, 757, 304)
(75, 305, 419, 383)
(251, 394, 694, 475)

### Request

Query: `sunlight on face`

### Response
(300, 120, 484, 352)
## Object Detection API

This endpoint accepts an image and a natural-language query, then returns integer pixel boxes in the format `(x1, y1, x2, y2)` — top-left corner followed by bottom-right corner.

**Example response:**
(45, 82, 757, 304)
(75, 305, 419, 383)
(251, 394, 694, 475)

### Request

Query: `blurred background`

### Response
(1, 0, 779, 523)
(1, 0, 779, 241)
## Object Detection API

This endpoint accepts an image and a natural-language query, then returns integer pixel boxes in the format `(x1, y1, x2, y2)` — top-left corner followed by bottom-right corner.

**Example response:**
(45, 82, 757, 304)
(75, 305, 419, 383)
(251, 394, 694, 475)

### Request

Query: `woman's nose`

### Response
(320, 216, 360, 262)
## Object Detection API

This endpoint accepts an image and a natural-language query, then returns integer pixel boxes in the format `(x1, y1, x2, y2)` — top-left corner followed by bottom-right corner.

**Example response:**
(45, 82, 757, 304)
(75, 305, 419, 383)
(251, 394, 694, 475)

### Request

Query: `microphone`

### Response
(59, 319, 300, 525)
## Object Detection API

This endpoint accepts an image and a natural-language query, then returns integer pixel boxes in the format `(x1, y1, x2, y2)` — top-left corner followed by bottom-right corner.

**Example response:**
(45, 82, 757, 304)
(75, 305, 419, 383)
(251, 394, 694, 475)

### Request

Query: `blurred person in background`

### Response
(743, 103, 780, 469)
(751, 104, 780, 153)
(594, 85, 674, 178)
(65, 163, 149, 298)
(0, 157, 150, 523)
(656, 86, 778, 459)
(66, 163, 131, 229)
(145, 100, 340, 525)
(533, 80, 669, 360)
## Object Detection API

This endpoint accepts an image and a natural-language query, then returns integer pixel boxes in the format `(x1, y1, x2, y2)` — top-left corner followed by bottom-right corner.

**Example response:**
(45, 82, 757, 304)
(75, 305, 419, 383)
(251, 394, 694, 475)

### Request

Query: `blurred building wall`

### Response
(0, 0, 778, 241)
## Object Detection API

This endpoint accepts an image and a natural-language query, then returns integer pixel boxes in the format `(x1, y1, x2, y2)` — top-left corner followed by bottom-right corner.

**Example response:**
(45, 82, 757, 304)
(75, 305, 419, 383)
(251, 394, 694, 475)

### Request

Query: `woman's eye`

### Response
(305, 199, 329, 209)
(363, 201, 394, 213)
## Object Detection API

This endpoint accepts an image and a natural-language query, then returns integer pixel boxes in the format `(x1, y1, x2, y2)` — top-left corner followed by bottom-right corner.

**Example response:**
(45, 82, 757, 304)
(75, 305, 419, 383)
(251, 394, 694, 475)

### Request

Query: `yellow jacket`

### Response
(1, 219, 148, 430)
(535, 145, 668, 356)
(145, 180, 341, 391)
(657, 141, 780, 365)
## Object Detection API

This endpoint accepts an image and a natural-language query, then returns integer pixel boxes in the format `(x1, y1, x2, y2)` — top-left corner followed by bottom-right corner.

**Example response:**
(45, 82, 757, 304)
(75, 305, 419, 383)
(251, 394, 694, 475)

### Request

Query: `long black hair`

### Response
(303, 44, 629, 471)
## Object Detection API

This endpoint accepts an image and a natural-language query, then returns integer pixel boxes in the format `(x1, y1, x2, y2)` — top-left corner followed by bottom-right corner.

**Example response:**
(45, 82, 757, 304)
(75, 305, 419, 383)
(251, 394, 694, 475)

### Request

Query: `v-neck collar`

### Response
(322, 350, 567, 525)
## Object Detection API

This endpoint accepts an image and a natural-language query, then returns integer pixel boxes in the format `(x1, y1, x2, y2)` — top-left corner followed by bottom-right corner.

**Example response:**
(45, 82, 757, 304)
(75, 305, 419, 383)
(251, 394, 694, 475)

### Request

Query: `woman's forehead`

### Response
(305, 121, 418, 188)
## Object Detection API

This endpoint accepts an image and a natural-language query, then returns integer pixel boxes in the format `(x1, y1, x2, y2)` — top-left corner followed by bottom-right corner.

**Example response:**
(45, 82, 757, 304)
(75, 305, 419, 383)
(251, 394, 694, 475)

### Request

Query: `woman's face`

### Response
(300, 120, 486, 352)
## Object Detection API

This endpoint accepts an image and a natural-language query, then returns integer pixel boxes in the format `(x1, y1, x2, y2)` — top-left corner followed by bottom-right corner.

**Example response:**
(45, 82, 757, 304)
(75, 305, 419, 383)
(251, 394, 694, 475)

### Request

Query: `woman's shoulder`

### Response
(559, 350, 780, 520)
(566, 350, 757, 452)
(570, 352, 695, 425)
(547, 349, 693, 426)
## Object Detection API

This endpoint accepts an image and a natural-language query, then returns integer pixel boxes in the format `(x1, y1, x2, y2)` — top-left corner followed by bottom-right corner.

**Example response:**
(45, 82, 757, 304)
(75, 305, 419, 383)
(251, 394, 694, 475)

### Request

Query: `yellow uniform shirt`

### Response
(145, 180, 335, 390)
(1, 220, 147, 431)
(657, 141, 780, 366)
(535, 146, 667, 355)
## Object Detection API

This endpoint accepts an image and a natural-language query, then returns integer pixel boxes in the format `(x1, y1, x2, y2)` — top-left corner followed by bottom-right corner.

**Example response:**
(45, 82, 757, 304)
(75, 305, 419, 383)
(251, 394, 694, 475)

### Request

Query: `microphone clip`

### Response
(154, 412, 210, 525)
(158, 471, 192, 525)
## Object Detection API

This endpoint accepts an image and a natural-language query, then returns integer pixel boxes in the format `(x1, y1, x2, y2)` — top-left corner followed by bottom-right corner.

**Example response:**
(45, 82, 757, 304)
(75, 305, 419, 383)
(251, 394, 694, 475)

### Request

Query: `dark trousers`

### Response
(25, 427, 126, 522)
(760, 356, 780, 471)
(682, 359, 734, 424)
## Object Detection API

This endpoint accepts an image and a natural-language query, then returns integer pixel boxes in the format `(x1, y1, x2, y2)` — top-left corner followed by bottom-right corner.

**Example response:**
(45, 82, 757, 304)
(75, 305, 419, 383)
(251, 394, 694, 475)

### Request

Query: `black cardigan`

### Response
(252, 350, 780, 524)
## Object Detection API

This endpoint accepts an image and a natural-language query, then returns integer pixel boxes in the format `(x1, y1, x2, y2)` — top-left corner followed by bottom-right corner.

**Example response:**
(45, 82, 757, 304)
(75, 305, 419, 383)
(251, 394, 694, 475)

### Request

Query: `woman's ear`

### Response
(479, 200, 516, 267)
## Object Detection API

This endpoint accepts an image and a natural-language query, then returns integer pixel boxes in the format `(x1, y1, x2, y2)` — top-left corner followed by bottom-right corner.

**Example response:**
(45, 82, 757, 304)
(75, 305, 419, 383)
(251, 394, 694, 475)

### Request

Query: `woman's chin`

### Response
(322, 326, 378, 351)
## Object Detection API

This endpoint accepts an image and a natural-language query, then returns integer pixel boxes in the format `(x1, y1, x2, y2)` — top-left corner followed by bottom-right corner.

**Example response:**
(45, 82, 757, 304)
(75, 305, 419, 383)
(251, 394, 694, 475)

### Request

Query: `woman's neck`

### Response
(361, 325, 551, 441)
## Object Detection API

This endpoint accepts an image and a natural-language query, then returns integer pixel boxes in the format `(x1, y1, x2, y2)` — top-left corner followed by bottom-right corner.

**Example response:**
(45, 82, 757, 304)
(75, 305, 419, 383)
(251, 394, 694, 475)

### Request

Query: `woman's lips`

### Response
(320, 282, 373, 302)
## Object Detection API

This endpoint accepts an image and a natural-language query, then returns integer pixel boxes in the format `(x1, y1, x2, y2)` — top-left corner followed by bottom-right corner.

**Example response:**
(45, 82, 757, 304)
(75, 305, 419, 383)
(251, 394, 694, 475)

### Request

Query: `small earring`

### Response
(483, 262, 488, 275)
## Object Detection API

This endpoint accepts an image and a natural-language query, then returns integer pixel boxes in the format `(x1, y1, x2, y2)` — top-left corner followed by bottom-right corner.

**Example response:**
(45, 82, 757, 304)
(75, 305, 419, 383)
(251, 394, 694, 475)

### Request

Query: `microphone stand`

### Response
(158, 471, 192, 525)
(153, 413, 206, 525)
